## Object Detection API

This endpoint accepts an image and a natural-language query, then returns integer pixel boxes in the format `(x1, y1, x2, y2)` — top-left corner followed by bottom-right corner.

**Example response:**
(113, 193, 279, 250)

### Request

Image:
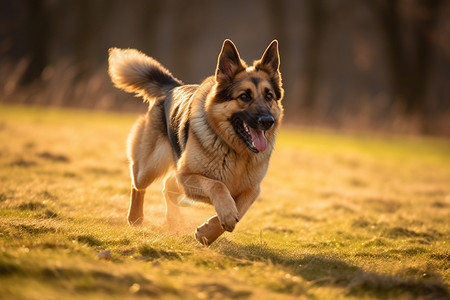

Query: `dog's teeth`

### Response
(243, 122, 248, 132)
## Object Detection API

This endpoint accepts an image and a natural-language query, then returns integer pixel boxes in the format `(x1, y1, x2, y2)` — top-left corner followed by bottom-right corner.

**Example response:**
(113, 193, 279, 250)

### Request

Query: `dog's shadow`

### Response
(214, 239, 448, 299)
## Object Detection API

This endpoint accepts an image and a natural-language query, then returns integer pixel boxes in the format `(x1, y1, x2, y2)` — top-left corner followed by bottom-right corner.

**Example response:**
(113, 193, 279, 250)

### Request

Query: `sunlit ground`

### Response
(0, 104, 449, 299)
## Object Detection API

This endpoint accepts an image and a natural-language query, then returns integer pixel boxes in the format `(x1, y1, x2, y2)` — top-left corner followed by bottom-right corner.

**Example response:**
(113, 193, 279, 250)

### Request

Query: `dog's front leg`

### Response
(194, 188, 260, 246)
(177, 173, 239, 232)
(235, 187, 260, 218)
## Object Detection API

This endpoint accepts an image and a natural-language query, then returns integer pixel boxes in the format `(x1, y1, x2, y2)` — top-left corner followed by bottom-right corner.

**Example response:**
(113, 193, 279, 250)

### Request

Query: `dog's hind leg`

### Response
(128, 134, 174, 226)
(128, 187, 146, 225)
(162, 173, 182, 228)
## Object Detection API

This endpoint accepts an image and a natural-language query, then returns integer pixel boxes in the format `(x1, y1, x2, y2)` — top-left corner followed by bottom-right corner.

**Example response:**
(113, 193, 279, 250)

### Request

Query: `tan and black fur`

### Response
(108, 40, 283, 245)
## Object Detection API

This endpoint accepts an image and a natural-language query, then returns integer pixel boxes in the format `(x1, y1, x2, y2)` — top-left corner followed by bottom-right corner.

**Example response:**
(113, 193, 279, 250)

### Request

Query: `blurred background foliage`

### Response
(0, 0, 449, 136)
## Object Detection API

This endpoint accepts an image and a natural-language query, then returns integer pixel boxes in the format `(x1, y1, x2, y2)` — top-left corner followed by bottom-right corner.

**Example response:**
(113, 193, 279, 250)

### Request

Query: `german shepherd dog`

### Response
(108, 40, 283, 245)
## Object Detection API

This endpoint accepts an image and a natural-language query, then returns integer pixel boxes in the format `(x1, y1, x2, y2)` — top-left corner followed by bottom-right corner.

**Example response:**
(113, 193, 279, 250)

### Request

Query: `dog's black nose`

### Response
(258, 115, 275, 130)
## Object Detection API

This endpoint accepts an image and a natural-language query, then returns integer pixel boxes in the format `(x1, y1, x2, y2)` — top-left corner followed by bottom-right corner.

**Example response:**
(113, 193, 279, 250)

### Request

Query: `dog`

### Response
(108, 39, 283, 245)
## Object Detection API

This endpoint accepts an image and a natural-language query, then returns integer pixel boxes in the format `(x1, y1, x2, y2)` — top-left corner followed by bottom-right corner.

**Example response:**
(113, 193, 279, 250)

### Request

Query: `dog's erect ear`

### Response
(255, 40, 283, 100)
(216, 40, 245, 82)
(259, 40, 280, 73)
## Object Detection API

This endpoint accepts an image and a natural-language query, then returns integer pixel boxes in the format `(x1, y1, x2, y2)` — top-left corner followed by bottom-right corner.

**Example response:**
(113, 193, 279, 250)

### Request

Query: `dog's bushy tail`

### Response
(108, 48, 182, 101)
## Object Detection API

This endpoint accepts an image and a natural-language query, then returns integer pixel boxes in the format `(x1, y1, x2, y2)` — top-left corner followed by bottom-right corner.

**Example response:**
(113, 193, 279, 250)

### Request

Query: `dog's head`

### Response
(206, 40, 284, 154)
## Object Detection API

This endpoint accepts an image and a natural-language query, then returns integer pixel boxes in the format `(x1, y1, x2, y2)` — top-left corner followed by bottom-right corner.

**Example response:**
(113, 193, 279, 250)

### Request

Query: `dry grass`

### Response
(0, 104, 449, 299)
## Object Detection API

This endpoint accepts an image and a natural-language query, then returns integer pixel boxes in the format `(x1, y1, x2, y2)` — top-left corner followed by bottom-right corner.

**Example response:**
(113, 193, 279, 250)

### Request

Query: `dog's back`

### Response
(109, 48, 201, 161)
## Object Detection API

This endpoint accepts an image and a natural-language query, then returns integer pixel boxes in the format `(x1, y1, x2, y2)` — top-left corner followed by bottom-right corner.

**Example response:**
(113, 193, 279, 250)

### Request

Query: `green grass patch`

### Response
(0, 104, 449, 299)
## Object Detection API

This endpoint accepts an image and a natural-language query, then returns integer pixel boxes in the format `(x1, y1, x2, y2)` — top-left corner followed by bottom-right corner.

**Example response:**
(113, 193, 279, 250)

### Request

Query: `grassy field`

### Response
(0, 104, 449, 299)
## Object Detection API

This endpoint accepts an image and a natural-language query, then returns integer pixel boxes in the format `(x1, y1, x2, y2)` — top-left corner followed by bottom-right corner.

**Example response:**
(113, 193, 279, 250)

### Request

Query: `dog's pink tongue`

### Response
(250, 128, 267, 152)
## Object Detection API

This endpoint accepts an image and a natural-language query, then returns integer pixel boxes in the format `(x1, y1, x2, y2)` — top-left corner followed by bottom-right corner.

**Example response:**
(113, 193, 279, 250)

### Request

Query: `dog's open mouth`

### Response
(232, 118, 268, 153)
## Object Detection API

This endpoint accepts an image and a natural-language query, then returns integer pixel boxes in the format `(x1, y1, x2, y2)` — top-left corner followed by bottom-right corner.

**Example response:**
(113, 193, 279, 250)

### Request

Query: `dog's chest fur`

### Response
(182, 107, 271, 197)
(168, 79, 273, 198)
(178, 144, 269, 198)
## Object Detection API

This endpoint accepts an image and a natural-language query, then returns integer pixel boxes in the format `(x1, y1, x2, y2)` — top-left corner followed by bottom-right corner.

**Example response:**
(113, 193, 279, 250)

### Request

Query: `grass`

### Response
(0, 103, 449, 299)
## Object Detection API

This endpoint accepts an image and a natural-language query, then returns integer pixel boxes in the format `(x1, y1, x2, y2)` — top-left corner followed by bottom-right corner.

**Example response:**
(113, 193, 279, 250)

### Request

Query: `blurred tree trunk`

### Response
(370, 0, 443, 131)
(139, 0, 164, 56)
(21, 0, 49, 84)
(171, 0, 209, 82)
(73, 0, 114, 80)
(301, 0, 326, 113)
(266, 0, 288, 44)
(266, 0, 326, 118)
(265, 0, 294, 110)
(73, 0, 94, 81)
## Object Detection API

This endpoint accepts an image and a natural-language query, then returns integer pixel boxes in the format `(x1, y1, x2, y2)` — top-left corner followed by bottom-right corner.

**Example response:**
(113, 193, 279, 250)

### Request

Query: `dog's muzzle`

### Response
(257, 115, 275, 131)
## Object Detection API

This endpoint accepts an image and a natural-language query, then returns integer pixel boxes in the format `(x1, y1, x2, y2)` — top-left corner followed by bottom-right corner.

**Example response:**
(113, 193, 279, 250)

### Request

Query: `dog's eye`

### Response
(238, 92, 251, 102)
(265, 91, 274, 101)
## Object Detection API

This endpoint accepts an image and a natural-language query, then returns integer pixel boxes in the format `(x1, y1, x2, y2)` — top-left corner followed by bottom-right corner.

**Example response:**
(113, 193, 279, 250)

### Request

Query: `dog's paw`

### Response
(127, 215, 144, 226)
(217, 208, 239, 232)
(195, 216, 224, 246)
